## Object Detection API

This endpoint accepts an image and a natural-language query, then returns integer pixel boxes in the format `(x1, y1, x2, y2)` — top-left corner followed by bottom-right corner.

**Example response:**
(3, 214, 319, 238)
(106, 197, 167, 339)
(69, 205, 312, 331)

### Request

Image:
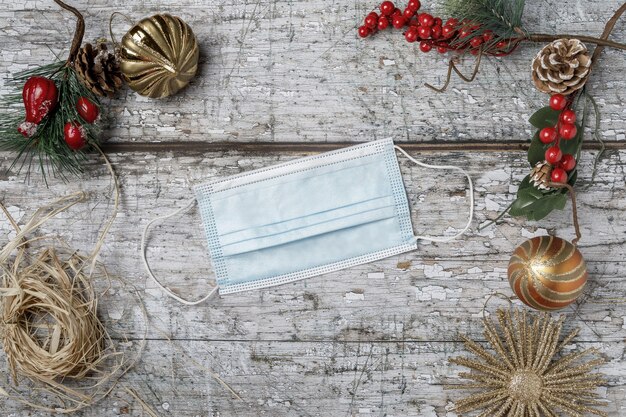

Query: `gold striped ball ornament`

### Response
(119, 14, 199, 98)
(508, 236, 587, 311)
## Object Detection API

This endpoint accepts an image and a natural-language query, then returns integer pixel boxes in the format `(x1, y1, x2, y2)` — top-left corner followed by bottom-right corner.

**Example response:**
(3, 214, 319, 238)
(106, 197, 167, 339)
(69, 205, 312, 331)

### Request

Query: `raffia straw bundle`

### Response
(0, 152, 146, 413)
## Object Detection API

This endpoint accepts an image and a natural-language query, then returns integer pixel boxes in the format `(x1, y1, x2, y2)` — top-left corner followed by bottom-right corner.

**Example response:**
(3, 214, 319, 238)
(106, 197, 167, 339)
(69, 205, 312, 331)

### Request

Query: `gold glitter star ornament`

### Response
(449, 308, 607, 417)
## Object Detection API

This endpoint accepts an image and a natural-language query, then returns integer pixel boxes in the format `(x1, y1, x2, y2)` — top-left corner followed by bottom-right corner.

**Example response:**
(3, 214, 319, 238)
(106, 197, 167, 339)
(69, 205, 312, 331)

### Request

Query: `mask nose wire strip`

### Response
(141, 198, 219, 305)
(394, 145, 474, 243)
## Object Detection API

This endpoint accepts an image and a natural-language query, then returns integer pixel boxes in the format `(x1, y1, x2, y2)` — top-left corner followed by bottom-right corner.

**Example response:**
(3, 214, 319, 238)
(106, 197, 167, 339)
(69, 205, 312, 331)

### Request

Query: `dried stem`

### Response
(547, 182, 581, 246)
(53, 0, 85, 64)
(425, 47, 483, 92)
(524, 33, 626, 51)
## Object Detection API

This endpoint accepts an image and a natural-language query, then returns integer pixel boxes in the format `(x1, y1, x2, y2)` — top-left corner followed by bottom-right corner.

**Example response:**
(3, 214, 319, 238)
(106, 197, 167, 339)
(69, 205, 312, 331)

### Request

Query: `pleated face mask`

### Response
(142, 138, 473, 305)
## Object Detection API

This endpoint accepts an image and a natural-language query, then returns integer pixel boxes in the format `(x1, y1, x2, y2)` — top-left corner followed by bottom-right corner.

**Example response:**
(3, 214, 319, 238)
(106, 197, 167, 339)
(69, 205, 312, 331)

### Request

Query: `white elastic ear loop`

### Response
(141, 198, 219, 305)
(394, 145, 474, 243)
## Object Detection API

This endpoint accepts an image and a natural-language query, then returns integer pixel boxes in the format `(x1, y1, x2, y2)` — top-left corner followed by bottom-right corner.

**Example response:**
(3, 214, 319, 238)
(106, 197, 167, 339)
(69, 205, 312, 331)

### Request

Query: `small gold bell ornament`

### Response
(507, 183, 588, 311)
(118, 14, 199, 98)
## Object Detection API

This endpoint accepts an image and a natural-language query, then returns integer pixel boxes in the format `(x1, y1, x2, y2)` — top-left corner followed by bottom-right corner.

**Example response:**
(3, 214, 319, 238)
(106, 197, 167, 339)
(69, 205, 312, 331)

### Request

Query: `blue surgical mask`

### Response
(142, 138, 473, 305)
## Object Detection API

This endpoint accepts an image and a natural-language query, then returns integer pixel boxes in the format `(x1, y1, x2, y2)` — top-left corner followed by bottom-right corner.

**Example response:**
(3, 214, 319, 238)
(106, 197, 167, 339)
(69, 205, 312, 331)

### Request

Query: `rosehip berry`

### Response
(392, 15, 407, 28)
(437, 45, 447, 53)
(63, 121, 86, 150)
(380, 1, 395, 15)
(418, 13, 434, 27)
(365, 12, 379, 29)
(539, 127, 557, 144)
(407, 0, 421, 12)
(545, 145, 563, 165)
(442, 25, 455, 39)
(433, 17, 443, 27)
(559, 109, 576, 124)
(419, 41, 432, 52)
(431, 25, 442, 39)
(405, 27, 419, 42)
(377, 16, 390, 30)
(559, 123, 577, 140)
(417, 25, 431, 39)
(358, 25, 371, 38)
(549, 94, 567, 111)
(550, 167, 568, 184)
(559, 154, 576, 171)
(470, 37, 483, 48)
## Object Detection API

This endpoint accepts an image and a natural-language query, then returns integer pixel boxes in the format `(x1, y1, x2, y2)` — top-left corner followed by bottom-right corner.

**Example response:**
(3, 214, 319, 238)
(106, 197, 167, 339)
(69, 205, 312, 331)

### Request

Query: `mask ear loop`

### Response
(141, 198, 219, 305)
(394, 145, 474, 243)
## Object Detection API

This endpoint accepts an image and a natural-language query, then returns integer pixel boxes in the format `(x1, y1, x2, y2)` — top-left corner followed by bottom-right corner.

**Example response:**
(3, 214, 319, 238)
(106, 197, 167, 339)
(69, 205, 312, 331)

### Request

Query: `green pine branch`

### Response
(444, 0, 527, 49)
(0, 62, 102, 182)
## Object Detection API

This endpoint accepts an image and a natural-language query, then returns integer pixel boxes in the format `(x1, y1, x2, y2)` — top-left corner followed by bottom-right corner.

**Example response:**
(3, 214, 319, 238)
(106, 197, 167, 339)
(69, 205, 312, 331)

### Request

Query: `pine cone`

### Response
(530, 161, 554, 190)
(73, 43, 123, 98)
(531, 39, 592, 96)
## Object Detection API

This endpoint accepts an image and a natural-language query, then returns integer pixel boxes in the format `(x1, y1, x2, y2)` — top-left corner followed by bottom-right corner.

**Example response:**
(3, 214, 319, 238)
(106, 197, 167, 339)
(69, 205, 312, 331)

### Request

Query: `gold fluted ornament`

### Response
(508, 235, 587, 311)
(119, 14, 199, 98)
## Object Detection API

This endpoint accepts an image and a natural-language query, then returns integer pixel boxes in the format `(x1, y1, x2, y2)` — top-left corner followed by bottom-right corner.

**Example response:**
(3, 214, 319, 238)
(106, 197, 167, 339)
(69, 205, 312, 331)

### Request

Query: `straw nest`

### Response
(0, 162, 145, 413)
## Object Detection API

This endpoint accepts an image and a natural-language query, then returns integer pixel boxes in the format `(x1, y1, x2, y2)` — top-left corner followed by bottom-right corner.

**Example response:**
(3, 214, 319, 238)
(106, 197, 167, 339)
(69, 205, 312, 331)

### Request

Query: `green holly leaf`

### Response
(528, 131, 546, 166)
(529, 106, 560, 129)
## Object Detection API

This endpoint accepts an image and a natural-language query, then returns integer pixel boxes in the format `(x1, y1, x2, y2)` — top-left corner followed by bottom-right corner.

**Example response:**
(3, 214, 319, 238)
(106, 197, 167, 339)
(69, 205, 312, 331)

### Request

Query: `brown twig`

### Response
(547, 182, 581, 246)
(425, 47, 483, 93)
(524, 33, 626, 51)
(53, 0, 85, 65)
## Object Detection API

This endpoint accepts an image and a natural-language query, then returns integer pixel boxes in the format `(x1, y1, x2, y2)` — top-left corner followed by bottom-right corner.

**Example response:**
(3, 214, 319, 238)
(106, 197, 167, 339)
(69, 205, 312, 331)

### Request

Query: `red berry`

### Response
(496, 40, 508, 49)
(482, 30, 494, 42)
(405, 27, 419, 42)
(470, 37, 483, 48)
(559, 123, 577, 140)
(549, 94, 567, 111)
(407, 0, 421, 12)
(550, 168, 568, 184)
(358, 25, 370, 38)
(437, 45, 447, 53)
(418, 13, 434, 27)
(377, 16, 390, 30)
(442, 25, 455, 39)
(539, 127, 557, 144)
(392, 7, 402, 16)
(419, 41, 432, 52)
(392, 15, 407, 28)
(459, 28, 472, 38)
(417, 25, 431, 39)
(559, 154, 576, 172)
(433, 17, 443, 27)
(559, 109, 576, 124)
(403, 8, 415, 19)
(380, 1, 395, 15)
(63, 121, 87, 150)
(431, 25, 442, 39)
(445, 18, 459, 26)
(545, 146, 563, 165)
(365, 12, 379, 29)
(76, 96, 99, 123)
(470, 49, 479, 55)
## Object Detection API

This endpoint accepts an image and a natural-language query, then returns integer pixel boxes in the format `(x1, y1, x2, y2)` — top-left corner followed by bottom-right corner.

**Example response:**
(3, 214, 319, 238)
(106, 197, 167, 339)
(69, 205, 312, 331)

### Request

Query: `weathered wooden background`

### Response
(1, 0, 625, 416)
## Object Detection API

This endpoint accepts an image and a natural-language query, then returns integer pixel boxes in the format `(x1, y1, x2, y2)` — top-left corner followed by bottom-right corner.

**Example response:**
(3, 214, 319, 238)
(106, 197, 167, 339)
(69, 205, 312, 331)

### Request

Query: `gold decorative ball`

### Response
(119, 14, 199, 98)
(508, 236, 587, 311)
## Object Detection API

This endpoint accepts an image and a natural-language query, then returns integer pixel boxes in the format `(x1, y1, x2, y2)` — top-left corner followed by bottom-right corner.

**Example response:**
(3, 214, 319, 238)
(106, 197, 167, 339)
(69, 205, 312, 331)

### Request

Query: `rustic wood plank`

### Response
(0, 0, 624, 144)
(1, 150, 624, 346)
(1, 340, 625, 416)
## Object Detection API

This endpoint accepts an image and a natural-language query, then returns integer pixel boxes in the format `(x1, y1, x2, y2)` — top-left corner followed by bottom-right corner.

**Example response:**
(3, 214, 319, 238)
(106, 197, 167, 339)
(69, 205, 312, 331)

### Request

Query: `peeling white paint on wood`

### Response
(1, 0, 626, 415)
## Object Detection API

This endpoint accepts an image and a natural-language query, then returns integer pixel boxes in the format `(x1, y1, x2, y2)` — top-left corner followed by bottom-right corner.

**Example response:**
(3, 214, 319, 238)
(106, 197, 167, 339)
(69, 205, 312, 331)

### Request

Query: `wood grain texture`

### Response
(1, 149, 626, 415)
(1, 0, 626, 415)
(0, 0, 625, 144)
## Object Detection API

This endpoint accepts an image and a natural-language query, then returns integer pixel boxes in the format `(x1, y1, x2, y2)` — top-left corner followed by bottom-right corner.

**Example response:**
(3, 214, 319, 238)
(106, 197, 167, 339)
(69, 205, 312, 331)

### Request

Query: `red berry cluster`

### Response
(359, 1, 515, 55)
(540, 94, 578, 184)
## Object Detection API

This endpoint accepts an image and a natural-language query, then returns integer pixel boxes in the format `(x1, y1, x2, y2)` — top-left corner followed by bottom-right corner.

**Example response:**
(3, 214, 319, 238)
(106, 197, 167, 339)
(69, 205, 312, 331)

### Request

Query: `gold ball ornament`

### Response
(508, 236, 587, 311)
(119, 14, 199, 98)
